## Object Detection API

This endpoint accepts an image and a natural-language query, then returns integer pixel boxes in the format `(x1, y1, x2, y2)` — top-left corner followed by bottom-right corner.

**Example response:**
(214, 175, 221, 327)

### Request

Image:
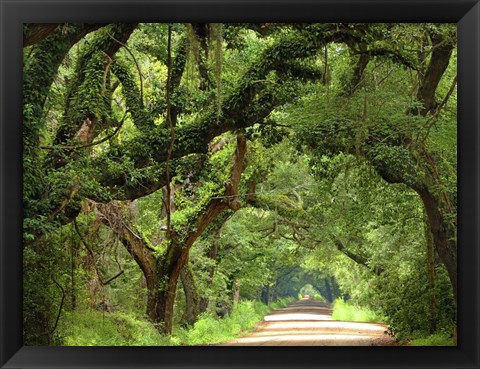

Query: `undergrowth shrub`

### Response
(410, 332, 455, 346)
(374, 263, 456, 340)
(58, 297, 294, 346)
(331, 298, 383, 323)
(58, 310, 161, 346)
(186, 298, 291, 345)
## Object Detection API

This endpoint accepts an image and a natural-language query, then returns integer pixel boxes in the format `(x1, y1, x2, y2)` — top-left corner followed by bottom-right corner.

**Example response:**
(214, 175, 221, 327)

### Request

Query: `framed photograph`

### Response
(1, 0, 479, 368)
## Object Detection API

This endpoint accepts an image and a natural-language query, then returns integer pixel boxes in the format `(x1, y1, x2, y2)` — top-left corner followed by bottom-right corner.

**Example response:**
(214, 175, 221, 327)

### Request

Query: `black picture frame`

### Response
(1, 0, 479, 368)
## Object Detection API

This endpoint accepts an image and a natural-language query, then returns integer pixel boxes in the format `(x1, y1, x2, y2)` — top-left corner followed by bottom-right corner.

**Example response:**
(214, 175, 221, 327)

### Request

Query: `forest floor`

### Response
(218, 298, 397, 346)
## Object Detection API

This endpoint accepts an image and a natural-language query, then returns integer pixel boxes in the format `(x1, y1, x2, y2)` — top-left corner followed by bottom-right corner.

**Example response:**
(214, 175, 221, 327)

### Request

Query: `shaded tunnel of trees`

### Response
(23, 22, 457, 345)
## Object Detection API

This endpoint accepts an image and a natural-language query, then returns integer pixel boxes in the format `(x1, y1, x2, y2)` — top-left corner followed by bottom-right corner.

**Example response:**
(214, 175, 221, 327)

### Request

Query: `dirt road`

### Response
(219, 298, 395, 346)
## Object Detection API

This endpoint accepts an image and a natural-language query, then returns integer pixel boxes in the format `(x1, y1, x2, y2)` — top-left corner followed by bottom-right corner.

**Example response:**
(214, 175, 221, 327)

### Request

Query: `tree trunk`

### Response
(24, 23, 62, 47)
(233, 279, 241, 306)
(374, 166, 457, 304)
(324, 278, 333, 303)
(97, 135, 246, 334)
(153, 135, 247, 333)
(198, 215, 230, 313)
(180, 264, 200, 326)
(415, 32, 454, 116)
(424, 211, 437, 333)
(261, 285, 270, 304)
(415, 187, 457, 301)
(70, 241, 77, 310)
(199, 242, 219, 313)
(96, 201, 159, 318)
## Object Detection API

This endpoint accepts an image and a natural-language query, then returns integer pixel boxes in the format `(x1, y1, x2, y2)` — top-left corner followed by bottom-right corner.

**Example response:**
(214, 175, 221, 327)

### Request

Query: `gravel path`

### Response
(218, 298, 395, 346)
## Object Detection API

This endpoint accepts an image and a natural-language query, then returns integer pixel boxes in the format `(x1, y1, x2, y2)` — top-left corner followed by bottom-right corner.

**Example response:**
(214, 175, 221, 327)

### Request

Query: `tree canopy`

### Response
(23, 22, 457, 345)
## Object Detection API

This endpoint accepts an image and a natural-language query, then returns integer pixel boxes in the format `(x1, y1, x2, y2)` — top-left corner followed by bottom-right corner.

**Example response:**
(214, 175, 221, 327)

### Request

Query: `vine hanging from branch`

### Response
(165, 24, 176, 238)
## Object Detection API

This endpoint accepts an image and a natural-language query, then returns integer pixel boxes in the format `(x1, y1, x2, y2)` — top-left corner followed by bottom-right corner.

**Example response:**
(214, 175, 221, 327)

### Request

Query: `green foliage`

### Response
(58, 310, 162, 346)
(23, 23, 457, 346)
(410, 332, 455, 346)
(72, 298, 294, 346)
(373, 263, 455, 340)
(299, 149, 457, 340)
(23, 245, 60, 345)
(298, 284, 327, 302)
(183, 298, 292, 345)
(331, 299, 384, 323)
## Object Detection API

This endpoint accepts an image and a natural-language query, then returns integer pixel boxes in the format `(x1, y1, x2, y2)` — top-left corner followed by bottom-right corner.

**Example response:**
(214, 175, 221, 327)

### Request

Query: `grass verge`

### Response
(331, 298, 384, 323)
(58, 297, 294, 346)
(58, 310, 163, 346)
(170, 297, 294, 345)
(409, 333, 455, 346)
